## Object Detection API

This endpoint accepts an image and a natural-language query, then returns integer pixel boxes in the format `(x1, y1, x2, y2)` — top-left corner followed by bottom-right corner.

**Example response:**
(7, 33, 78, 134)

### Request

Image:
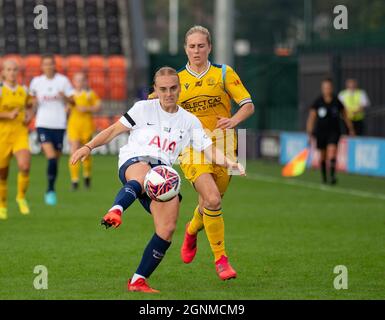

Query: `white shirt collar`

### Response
(186, 61, 211, 79)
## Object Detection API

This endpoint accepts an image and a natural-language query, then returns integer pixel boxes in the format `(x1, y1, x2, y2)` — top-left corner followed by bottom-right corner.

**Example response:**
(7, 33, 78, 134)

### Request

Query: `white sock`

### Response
(131, 273, 145, 283)
(109, 205, 123, 213)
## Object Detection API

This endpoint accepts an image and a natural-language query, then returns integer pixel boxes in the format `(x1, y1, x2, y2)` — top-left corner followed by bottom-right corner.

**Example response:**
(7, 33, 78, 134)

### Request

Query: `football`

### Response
(144, 165, 181, 202)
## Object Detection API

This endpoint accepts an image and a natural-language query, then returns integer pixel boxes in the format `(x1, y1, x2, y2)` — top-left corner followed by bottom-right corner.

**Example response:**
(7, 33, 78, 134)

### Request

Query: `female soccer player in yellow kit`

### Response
(67, 72, 101, 190)
(0, 60, 34, 219)
(179, 26, 255, 280)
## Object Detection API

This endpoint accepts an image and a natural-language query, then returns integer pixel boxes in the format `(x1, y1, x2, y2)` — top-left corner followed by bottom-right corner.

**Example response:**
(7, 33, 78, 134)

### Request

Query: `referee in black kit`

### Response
(306, 78, 355, 185)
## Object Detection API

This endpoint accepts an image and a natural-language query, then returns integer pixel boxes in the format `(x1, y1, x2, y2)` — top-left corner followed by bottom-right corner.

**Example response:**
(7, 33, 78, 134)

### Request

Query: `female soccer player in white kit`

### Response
(71, 67, 245, 293)
(29, 54, 74, 205)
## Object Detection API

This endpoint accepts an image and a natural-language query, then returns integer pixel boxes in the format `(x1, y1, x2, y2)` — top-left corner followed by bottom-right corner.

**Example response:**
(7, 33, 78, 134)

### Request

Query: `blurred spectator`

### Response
(338, 78, 370, 136)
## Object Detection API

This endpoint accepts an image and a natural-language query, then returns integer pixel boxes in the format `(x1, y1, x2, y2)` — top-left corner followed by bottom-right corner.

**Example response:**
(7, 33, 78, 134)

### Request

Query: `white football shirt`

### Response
(118, 99, 212, 168)
(29, 73, 74, 129)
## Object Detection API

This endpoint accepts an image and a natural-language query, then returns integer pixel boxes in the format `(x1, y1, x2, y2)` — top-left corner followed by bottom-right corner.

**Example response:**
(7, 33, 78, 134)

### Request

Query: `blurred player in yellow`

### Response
(151, 26, 255, 280)
(67, 72, 101, 190)
(0, 59, 34, 220)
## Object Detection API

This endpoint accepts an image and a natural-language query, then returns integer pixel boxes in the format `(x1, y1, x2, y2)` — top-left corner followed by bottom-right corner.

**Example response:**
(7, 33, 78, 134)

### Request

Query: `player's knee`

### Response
(203, 192, 221, 210)
(156, 221, 177, 241)
(18, 164, 30, 173)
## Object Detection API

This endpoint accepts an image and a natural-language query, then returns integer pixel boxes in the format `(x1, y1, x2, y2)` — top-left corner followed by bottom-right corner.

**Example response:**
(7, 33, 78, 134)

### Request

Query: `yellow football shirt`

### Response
(68, 89, 100, 125)
(0, 84, 30, 142)
(177, 62, 252, 132)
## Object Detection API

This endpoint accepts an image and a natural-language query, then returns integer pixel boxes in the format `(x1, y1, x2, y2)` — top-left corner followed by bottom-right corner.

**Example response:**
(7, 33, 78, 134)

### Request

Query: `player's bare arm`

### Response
(306, 109, 317, 140)
(60, 92, 75, 105)
(24, 100, 35, 125)
(216, 102, 255, 129)
(71, 121, 130, 164)
(0, 109, 19, 120)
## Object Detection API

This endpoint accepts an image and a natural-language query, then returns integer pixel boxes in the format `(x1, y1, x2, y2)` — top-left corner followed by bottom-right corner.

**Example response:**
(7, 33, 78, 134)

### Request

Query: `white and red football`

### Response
(144, 165, 181, 202)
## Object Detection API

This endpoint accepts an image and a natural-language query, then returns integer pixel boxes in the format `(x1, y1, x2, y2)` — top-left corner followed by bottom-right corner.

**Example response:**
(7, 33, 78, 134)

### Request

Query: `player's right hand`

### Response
(77, 105, 88, 112)
(101, 211, 122, 229)
(70, 146, 91, 165)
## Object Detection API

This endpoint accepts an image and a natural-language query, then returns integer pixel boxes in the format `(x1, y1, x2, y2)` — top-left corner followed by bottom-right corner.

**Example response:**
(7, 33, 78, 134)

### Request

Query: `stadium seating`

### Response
(93, 116, 112, 132)
(107, 56, 127, 100)
(2, 0, 125, 56)
(87, 56, 106, 99)
(24, 55, 42, 85)
(66, 55, 86, 80)
(54, 55, 66, 74)
(0, 0, 128, 106)
(47, 34, 61, 54)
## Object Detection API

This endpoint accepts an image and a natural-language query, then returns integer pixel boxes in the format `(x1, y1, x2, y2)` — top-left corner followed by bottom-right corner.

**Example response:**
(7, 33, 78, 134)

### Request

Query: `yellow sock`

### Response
(0, 179, 7, 208)
(17, 172, 30, 199)
(203, 207, 226, 262)
(187, 205, 204, 235)
(82, 156, 92, 178)
(69, 158, 80, 182)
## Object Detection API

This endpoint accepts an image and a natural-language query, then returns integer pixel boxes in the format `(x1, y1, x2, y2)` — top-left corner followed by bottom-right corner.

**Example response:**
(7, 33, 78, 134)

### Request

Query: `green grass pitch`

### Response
(0, 155, 384, 300)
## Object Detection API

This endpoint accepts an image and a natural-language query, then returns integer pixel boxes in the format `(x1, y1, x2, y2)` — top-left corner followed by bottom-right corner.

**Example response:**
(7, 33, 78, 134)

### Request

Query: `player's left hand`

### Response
(227, 161, 246, 176)
(23, 109, 34, 125)
(216, 116, 237, 129)
(70, 146, 91, 164)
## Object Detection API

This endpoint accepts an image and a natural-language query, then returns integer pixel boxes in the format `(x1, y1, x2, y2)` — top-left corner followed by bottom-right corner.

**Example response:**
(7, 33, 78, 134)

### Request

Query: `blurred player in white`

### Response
(71, 67, 245, 293)
(29, 54, 74, 205)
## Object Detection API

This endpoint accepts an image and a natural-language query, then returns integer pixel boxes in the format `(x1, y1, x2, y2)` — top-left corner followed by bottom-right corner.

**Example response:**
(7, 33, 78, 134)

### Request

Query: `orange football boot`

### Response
(127, 278, 160, 293)
(101, 209, 122, 228)
(215, 255, 237, 280)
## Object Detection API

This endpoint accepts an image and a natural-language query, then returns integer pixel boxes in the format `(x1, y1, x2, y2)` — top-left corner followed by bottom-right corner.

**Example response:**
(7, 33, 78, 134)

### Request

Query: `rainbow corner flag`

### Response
(282, 148, 310, 177)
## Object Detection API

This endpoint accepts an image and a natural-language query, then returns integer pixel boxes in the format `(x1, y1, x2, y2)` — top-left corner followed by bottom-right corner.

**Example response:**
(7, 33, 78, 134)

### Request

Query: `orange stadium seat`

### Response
(93, 116, 112, 131)
(108, 71, 127, 100)
(3, 54, 24, 84)
(24, 55, 42, 85)
(87, 55, 106, 99)
(54, 55, 66, 74)
(107, 55, 127, 70)
(107, 56, 127, 100)
(66, 55, 86, 80)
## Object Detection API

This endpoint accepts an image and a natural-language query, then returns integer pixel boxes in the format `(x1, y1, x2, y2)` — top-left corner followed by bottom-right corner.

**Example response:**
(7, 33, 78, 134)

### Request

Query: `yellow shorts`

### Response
(179, 143, 236, 195)
(0, 128, 30, 168)
(180, 162, 231, 196)
(67, 123, 94, 144)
